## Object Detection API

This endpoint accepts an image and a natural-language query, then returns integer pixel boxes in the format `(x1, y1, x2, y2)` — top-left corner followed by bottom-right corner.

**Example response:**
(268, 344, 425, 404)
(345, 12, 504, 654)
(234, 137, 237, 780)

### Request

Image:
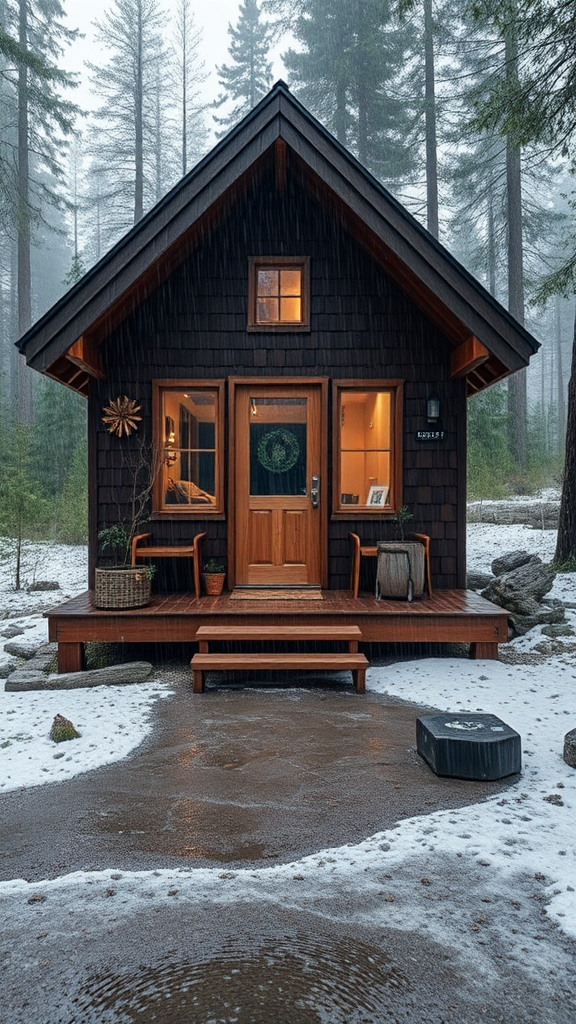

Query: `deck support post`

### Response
(469, 642, 499, 660)
(58, 642, 85, 673)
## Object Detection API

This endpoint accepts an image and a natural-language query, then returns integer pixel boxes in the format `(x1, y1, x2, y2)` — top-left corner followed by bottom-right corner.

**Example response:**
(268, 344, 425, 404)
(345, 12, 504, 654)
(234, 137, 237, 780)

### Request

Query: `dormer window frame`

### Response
(247, 256, 310, 332)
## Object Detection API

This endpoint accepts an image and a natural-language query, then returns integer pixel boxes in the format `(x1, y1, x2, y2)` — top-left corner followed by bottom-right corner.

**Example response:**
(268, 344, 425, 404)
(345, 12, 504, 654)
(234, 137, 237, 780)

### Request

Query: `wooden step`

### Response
(194, 625, 362, 644)
(190, 652, 368, 694)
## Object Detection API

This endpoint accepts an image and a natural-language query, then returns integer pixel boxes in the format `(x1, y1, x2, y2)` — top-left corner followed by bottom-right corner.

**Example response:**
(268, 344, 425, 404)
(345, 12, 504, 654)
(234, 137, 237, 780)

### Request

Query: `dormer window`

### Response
(248, 257, 310, 331)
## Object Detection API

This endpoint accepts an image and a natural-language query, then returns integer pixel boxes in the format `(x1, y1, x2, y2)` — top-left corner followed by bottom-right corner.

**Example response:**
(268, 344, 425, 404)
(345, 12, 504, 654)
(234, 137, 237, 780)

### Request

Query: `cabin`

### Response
(17, 82, 539, 682)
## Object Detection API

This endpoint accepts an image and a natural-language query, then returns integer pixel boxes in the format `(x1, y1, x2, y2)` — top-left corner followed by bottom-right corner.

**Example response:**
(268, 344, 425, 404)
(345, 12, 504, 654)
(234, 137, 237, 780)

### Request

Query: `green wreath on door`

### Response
(256, 428, 301, 474)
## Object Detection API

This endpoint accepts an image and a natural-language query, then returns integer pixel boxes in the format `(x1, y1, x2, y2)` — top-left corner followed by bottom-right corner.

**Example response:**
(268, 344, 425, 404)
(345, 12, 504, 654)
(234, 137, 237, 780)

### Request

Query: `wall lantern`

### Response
(426, 396, 441, 424)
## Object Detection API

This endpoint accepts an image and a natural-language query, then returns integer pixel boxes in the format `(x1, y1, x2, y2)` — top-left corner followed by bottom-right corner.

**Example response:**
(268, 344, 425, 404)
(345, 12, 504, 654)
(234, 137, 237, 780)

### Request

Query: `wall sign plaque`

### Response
(416, 430, 445, 441)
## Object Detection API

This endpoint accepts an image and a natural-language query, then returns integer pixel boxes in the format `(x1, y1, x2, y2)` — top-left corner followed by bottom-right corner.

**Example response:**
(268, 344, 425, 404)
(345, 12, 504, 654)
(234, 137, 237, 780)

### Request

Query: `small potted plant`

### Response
(392, 505, 414, 540)
(202, 557, 226, 596)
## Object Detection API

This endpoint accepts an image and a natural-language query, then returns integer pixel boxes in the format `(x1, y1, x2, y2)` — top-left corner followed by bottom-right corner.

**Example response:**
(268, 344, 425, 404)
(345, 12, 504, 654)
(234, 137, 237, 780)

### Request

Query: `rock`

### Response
(24, 644, 58, 673)
(0, 658, 19, 679)
(5, 661, 153, 691)
(0, 626, 25, 639)
(491, 550, 533, 576)
(467, 571, 494, 591)
(4, 669, 47, 688)
(27, 580, 60, 592)
(49, 714, 80, 743)
(481, 556, 556, 615)
(3, 639, 42, 659)
(508, 606, 565, 637)
(540, 623, 575, 638)
(564, 729, 576, 768)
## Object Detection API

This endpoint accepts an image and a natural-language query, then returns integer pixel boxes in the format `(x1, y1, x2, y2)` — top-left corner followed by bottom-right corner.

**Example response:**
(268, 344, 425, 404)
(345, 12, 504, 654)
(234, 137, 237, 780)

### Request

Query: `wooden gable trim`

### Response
(450, 336, 490, 380)
(46, 356, 91, 396)
(66, 335, 105, 380)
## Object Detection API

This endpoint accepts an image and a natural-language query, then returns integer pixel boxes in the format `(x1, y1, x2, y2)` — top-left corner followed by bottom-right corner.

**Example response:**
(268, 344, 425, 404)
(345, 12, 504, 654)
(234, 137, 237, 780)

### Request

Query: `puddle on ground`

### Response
(72, 935, 408, 1023)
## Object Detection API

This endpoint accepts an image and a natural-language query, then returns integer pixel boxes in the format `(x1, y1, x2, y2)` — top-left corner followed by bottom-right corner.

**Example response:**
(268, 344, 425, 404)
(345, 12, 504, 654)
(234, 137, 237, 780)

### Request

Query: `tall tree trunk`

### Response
(181, 4, 188, 176)
(505, 17, 527, 469)
(424, 0, 438, 238)
(356, 1, 368, 165)
(17, 0, 32, 422)
(334, 77, 347, 145)
(486, 159, 497, 296)
(555, 295, 566, 452)
(554, 313, 576, 566)
(134, 1, 144, 222)
(155, 77, 162, 202)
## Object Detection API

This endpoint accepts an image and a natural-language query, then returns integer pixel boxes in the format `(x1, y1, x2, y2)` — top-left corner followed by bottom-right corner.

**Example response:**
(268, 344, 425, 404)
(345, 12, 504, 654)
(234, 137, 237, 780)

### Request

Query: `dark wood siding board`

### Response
(88, 382, 99, 589)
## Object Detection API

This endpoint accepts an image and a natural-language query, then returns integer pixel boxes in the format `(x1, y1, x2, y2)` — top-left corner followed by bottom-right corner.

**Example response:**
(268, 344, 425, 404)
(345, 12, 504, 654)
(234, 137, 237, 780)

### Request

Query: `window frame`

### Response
(331, 380, 404, 518)
(151, 379, 225, 519)
(247, 256, 310, 332)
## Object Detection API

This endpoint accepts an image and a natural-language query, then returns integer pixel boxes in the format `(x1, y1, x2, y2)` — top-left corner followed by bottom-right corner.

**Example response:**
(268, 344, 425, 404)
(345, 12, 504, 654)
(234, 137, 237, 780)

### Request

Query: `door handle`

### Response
(310, 475, 320, 508)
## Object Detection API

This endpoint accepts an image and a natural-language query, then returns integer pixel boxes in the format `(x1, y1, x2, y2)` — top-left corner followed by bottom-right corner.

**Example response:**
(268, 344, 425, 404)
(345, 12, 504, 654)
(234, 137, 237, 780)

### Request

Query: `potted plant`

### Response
(202, 557, 226, 596)
(375, 506, 425, 601)
(94, 437, 160, 609)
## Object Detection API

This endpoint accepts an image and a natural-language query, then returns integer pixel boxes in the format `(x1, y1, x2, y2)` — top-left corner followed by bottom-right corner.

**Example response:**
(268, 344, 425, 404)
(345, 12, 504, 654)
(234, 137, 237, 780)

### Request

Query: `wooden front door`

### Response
(233, 382, 325, 587)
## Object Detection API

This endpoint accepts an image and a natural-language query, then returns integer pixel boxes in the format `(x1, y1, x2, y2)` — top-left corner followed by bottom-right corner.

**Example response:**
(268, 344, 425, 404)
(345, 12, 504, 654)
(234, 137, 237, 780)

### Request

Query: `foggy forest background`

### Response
(1, 0, 576, 569)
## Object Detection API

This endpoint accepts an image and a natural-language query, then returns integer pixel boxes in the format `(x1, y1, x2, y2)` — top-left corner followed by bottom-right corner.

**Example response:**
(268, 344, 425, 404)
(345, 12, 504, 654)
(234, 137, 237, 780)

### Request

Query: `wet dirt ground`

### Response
(1, 667, 575, 1023)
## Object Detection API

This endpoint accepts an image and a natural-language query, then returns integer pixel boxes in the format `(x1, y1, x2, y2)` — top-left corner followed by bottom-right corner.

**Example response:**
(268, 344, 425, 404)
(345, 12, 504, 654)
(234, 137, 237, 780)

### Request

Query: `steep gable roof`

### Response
(17, 80, 539, 396)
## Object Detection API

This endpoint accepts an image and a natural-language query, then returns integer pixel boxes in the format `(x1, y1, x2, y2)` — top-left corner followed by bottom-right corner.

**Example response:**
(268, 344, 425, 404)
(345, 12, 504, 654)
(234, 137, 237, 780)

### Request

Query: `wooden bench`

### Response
(191, 624, 368, 694)
(349, 531, 433, 599)
(132, 531, 205, 600)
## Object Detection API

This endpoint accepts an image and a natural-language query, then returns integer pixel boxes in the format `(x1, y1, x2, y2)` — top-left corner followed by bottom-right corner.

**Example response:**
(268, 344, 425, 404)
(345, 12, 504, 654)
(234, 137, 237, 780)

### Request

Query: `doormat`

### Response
(230, 589, 323, 601)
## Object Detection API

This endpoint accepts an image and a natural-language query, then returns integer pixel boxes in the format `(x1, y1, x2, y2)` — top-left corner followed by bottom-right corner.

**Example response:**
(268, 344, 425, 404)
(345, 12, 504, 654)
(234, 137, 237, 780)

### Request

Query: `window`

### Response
(152, 381, 224, 516)
(248, 257, 310, 331)
(333, 381, 403, 516)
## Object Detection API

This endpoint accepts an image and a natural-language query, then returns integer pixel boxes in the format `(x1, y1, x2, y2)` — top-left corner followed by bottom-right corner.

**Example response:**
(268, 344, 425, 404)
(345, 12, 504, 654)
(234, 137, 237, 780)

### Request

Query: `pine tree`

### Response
(214, 0, 273, 134)
(464, 0, 576, 563)
(0, 0, 79, 421)
(0, 421, 51, 589)
(173, 0, 208, 176)
(88, 0, 169, 236)
(271, 1, 418, 190)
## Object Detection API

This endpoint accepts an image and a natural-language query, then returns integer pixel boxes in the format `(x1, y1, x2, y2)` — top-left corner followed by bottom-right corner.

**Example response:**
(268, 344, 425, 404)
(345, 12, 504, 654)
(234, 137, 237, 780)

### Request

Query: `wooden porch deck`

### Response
(47, 589, 509, 673)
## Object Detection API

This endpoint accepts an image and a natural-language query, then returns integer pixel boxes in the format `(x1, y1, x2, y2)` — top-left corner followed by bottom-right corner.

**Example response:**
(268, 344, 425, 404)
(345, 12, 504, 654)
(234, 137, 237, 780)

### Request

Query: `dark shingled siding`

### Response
(92, 158, 466, 592)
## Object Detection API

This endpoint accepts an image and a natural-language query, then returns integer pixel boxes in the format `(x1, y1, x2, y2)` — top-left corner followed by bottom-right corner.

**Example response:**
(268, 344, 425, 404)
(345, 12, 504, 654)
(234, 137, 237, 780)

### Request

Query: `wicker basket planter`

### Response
(94, 567, 152, 609)
(202, 572, 226, 596)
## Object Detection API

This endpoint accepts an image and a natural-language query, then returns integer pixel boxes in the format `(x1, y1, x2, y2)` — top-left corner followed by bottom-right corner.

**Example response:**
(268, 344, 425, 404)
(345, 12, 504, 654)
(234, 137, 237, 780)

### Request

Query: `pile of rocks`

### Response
(469, 549, 571, 638)
(2, 637, 152, 691)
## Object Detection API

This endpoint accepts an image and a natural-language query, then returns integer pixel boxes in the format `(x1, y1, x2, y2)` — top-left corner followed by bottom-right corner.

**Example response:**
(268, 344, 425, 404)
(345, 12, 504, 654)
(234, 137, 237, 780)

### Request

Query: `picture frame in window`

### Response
(367, 484, 389, 507)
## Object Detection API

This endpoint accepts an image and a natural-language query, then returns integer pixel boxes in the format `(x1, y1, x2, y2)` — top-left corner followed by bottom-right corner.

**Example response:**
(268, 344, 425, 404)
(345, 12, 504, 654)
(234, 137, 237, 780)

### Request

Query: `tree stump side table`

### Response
(416, 713, 521, 780)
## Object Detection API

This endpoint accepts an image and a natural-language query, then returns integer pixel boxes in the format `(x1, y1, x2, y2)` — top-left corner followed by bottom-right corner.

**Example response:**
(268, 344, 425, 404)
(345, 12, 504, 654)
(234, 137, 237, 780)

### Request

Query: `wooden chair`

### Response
(132, 531, 206, 600)
(349, 532, 432, 599)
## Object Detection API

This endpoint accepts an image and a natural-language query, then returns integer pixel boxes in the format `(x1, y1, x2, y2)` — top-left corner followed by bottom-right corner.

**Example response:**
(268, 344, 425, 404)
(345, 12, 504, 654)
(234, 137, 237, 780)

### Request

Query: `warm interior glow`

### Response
(339, 391, 392, 506)
(161, 390, 217, 507)
(256, 266, 303, 323)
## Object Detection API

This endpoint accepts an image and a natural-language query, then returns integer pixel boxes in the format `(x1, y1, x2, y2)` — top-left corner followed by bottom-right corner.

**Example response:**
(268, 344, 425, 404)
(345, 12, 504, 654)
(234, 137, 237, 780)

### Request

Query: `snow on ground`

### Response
(1, 521, 575, 944)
